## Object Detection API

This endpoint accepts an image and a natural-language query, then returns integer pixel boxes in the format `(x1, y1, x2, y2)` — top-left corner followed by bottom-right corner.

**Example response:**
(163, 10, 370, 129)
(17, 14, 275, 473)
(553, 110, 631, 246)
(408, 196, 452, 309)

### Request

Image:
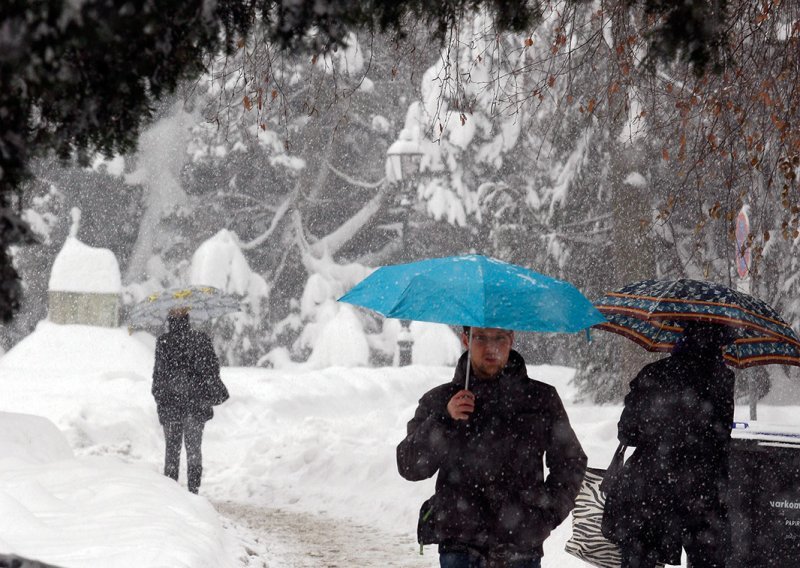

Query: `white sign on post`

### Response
(735, 205, 757, 420)
(735, 206, 751, 294)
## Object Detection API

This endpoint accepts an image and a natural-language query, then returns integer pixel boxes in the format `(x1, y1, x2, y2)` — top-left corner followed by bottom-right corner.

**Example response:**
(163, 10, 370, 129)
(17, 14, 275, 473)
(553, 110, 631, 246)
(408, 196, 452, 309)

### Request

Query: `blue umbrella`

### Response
(338, 254, 605, 387)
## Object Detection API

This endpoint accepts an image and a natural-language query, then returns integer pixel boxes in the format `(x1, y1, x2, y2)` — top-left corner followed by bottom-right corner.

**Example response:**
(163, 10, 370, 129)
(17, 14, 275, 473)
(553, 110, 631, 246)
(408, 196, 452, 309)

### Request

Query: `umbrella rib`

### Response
(646, 279, 680, 347)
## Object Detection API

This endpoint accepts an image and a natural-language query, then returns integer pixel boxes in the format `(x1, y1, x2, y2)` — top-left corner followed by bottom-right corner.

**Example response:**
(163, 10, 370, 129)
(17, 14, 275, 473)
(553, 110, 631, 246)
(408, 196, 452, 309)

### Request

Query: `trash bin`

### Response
(728, 423, 800, 568)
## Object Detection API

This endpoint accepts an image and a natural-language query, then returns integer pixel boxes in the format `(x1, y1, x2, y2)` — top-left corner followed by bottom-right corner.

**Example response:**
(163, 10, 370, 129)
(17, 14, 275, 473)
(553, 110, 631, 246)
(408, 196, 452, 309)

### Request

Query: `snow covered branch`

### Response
(324, 160, 385, 190)
(307, 185, 387, 257)
(240, 191, 297, 250)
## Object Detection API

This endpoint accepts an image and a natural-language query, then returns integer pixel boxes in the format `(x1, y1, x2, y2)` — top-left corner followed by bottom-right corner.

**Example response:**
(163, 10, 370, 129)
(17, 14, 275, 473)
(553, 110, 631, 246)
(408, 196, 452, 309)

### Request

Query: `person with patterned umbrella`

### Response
(594, 279, 800, 568)
(151, 306, 229, 494)
(592, 278, 800, 368)
(128, 285, 241, 329)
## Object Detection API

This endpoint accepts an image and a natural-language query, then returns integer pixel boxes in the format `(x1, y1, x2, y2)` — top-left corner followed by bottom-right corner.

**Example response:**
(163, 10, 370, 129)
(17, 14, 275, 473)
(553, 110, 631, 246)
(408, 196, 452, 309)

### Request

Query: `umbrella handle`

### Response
(465, 327, 473, 391)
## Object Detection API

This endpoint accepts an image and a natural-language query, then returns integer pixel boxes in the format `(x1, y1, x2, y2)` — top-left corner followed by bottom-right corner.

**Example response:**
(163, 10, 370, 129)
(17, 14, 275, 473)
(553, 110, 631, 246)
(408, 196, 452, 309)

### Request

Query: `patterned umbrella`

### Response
(128, 286, 241, 327)
(594, 279, 800, 368)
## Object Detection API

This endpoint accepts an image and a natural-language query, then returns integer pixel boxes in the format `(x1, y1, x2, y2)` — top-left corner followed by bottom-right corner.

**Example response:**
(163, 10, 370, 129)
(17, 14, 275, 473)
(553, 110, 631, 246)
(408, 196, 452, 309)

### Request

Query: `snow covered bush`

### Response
(190, 229, 270, 366)
(262, 252, 462, 369)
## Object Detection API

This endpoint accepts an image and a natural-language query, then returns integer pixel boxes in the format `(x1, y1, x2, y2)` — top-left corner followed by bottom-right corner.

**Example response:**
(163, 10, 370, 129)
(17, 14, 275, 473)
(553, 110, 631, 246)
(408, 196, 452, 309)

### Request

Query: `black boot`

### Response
(187, 464, 202, 494)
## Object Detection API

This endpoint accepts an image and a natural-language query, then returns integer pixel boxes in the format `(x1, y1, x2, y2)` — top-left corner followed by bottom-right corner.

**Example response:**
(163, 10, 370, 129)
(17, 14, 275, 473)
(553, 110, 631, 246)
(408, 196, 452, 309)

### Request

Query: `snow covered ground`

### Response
(1, 322, 799, 567)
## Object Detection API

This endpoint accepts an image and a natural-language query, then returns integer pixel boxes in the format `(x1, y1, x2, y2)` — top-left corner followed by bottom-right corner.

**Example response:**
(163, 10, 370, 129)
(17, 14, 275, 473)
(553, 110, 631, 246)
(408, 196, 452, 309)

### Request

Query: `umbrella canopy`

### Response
(338, 254, 605, 333)
(128, 285, 241, 327)
(593, 279, 800, 368)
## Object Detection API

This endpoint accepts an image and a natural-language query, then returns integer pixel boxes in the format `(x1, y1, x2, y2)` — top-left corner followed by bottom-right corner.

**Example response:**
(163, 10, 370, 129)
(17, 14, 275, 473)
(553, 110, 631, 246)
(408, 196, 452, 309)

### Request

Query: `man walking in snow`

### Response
(397, 326, 587, 568)
(152, 307, 228, 494)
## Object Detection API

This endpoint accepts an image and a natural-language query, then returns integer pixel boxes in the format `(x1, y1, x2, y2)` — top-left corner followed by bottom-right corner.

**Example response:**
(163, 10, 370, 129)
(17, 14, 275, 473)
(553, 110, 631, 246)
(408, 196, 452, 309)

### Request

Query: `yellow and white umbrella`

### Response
(128, 286, 241, 327)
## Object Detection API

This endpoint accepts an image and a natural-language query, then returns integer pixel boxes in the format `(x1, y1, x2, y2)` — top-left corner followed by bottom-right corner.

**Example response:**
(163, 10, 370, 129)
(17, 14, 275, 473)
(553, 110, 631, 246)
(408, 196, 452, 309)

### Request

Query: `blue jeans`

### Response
(439, 551, 542, 568)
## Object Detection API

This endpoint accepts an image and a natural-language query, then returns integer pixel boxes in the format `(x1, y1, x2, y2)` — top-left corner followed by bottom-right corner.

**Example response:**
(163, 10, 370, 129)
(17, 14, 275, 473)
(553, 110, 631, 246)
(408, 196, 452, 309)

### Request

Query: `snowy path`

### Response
(215, 500, 433, 568)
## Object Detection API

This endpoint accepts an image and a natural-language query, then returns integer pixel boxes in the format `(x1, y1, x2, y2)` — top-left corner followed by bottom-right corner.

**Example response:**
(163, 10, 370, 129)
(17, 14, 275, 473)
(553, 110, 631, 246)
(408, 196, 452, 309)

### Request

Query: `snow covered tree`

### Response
(175, 28, 443, 361)
(110, 28, 436, 363)
(389, 1, 800, 400)
(4, 0, 797, 385)
(395, 5, 658, 382)
(188, 230, 270, 365)
(0, 0, 757, 323)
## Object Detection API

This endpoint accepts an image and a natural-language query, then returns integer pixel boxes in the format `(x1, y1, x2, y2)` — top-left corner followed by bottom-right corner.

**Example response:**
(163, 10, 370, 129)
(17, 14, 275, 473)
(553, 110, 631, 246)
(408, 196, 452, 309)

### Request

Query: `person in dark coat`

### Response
(397, 326, 587, 568)
(152, 308, 229, 494)
(602, 322, 736, 568)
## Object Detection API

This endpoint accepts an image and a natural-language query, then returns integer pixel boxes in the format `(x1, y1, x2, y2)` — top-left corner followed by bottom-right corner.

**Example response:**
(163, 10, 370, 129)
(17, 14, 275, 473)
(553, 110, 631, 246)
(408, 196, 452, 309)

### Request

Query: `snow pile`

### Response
(225, 249, 461, 369)
(290, 254, 462, 368)
(322, 32, 364, 75)
(48, 236, 121, 294)
(372, 319, 463, 366)
(304, 303, 370, 367)
(409, 320, 463, 365)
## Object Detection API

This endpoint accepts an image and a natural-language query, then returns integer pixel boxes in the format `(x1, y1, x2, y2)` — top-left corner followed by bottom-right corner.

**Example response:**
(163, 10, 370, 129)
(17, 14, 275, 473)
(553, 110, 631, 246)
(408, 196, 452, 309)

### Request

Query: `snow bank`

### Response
(2, 321, 794, 566)
(0, 412, 73, 464)
(0, 412, 237, 568)
(0, 321, 153, 375)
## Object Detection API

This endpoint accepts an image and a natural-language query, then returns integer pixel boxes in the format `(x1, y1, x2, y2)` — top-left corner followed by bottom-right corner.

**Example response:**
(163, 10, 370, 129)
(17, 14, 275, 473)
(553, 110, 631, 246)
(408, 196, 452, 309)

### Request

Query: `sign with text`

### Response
(729, 438, 800, 567)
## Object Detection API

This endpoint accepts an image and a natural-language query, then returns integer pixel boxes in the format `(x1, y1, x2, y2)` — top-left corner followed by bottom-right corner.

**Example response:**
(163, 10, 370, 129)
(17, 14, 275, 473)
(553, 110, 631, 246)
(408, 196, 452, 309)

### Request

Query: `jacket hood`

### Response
(452, 349, 528, 386)
(672, 321, 735, 362)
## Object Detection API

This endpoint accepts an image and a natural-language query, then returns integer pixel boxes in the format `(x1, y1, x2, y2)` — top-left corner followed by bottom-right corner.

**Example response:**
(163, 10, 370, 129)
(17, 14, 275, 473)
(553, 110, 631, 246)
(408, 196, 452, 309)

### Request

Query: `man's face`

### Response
(461, 327, 514, 379)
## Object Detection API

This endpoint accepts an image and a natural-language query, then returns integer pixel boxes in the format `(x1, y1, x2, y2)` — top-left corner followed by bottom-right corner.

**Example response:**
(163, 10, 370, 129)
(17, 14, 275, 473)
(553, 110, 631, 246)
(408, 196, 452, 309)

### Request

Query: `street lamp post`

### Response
(397, 320, 413, 366)
(385, 128, 423, 189)
(385, 128, 423, 366)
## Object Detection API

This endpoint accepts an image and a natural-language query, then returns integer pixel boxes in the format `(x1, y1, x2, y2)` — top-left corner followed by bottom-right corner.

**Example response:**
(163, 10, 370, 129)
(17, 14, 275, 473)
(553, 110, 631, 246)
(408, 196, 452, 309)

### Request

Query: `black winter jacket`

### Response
(151, 315, 228, 425)
(602, 350, 734, 564)
(397, 350, 587, 558)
